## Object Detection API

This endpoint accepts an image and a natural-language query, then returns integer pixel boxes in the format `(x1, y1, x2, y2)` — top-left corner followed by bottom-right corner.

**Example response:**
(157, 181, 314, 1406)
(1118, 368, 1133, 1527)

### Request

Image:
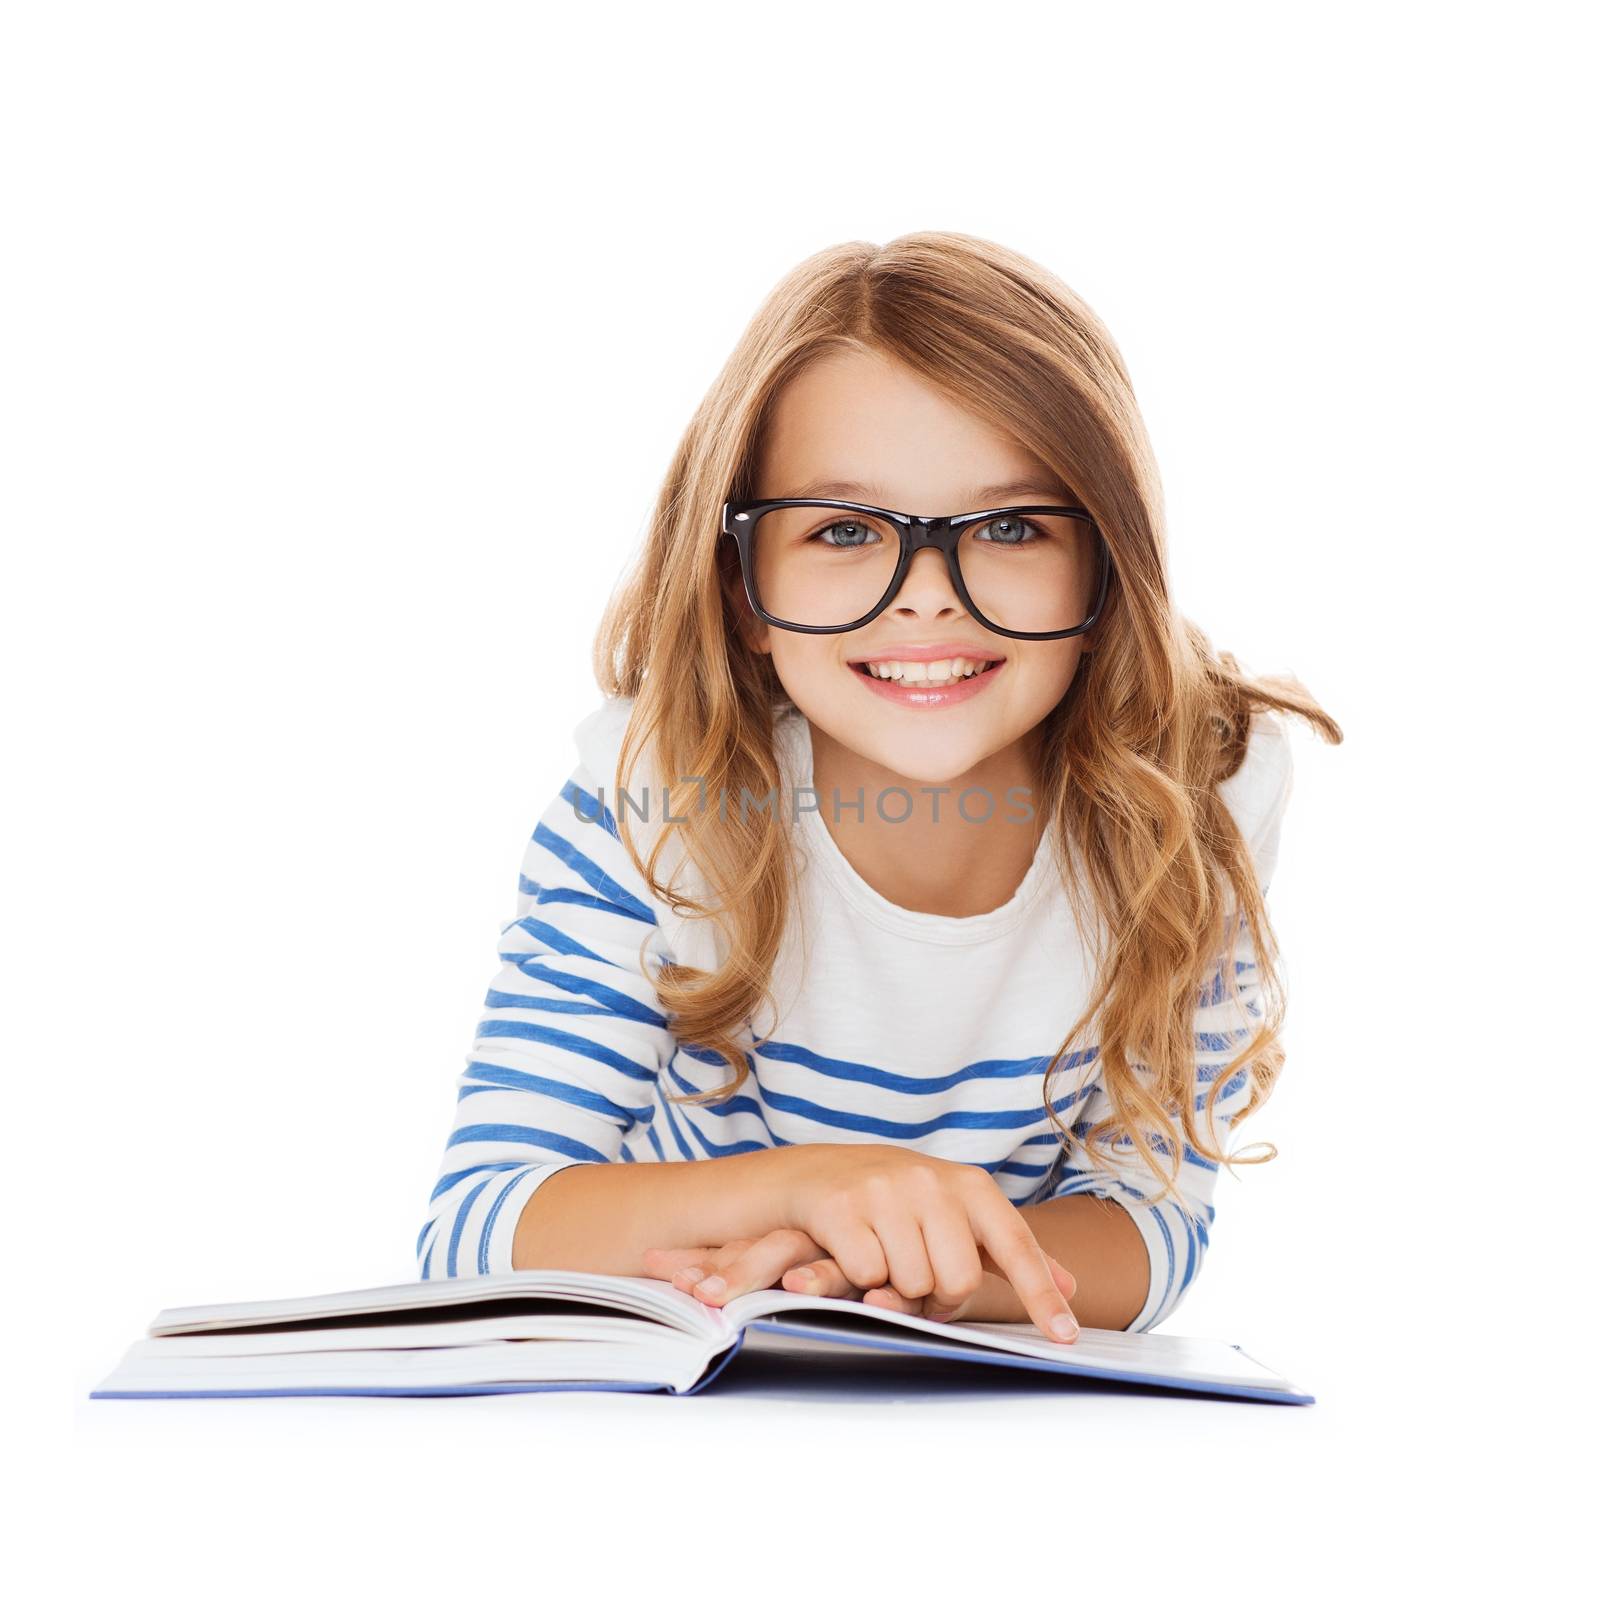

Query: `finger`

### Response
(868, 1210, 937, 1302)
(1045, 1254, 1078, 1299)
(862, 1285, 924, 1315)
(680, 1236, 761, 1289)
(641, 1239, 756, 1267)
(977, 1245, 1079, 1304)
(780, 1256, 861, 1300)
(809, 1219, 890, 1294)
(685, 1238, 759, 1299)
(692, 1228, 829, 1305)
(708, 1238, 761, 1270)
(969, 1187, 1080, 1342)
(641, 1245, 727, 1270)
(919, 1199, 987, 1323)
(667, 1237, 763, 1291)
(640, 1245, 719, 1288)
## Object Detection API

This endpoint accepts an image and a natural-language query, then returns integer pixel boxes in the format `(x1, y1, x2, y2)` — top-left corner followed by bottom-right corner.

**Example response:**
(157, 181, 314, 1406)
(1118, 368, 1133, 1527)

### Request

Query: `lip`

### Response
(845, 642, 1008, 665)
(849, 654, 1007, 709)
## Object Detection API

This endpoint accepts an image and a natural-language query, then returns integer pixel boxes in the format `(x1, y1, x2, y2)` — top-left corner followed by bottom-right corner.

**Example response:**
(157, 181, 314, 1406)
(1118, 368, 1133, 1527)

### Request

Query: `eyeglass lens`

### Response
(749, 506, 1099, 633)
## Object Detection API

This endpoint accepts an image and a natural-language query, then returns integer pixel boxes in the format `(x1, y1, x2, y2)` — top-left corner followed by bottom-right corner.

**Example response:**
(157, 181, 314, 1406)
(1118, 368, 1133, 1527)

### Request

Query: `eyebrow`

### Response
(781, 476, 1079, 506)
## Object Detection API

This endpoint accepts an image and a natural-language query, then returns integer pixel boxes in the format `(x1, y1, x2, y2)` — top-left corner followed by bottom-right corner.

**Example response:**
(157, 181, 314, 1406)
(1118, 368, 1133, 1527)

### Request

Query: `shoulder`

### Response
(1217, 707, 1295, 862)
(572, 694, 643, 791)
(576, 693, 805, 790)
(562, 695, 725, 964)
(566, 692, 676, 858)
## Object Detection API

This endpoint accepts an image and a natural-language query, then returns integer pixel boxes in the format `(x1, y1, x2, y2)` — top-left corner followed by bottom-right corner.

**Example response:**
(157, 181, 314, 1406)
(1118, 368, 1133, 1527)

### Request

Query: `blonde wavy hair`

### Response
(592, 230, 1342, 1215)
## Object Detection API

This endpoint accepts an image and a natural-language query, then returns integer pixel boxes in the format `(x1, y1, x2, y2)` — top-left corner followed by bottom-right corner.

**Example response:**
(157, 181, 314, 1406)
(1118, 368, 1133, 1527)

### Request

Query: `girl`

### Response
(418, 231, 1341, 1340)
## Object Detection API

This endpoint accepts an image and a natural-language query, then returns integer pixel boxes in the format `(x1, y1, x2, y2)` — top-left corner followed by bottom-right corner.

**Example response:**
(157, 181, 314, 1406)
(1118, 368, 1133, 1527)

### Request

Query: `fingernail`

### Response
(676, 1267, 704, 1285)
(697, 1275, 726, 1297)
(1051, 1313, 1079, 1340)
(791, 1270, 813, 1288)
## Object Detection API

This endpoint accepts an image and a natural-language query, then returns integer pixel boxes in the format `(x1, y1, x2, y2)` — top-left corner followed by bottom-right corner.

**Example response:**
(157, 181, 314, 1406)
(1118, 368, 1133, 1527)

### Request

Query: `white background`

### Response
(12, 0, 1591, 1589)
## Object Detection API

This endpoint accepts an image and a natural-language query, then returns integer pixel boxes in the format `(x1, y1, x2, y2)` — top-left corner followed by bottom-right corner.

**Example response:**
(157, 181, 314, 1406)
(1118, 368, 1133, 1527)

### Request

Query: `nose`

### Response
(891, 545, 966, 620)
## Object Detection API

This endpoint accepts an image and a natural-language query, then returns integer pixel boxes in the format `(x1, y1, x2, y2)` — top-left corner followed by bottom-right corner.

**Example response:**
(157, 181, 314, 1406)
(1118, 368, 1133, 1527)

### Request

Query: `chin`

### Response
(842, 721, 1004, 790)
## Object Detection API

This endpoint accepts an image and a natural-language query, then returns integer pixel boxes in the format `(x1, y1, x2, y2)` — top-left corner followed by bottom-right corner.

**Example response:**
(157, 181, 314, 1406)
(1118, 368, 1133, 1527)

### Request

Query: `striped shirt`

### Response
(419, 696, 1294, 1332)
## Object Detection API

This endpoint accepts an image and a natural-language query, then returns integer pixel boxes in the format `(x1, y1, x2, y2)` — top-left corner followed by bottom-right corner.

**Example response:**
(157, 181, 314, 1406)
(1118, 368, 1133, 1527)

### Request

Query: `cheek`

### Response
(765, 636, 845, 705)
(1008, 641, 1084, 707)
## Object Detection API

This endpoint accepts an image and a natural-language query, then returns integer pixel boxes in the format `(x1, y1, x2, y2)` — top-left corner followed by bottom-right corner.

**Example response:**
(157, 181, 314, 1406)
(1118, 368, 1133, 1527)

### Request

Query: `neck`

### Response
(806, 723, 1047, 917)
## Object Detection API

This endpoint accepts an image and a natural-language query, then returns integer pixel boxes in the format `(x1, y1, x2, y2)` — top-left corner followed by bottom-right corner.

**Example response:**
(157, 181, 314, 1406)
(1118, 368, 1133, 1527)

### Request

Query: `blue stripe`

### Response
(655, 1085, 698, 1161)
(463, 1061, 637, 1125)
(477, 1167, 536, 1275)
(447, 1175, 494, 1278)
(1196, 1027, 1254, 1052)
(446, 1122, 612, 1163)
(1179, 1207, 1201, 1294)
(472, 1021, 659, 1082)
(1199, 959, 1259, 1007)
(755, 1081, 1095, 1141)
(660, 1059, 773, 1156)
(662, 1057, 1063, 1177)
(997, 1158, 1054, 1179)
(533, 818, 657, 925)
(509, 914, 614, 965)
(663, 1054, 1101, 1148)
(494, 967, 668, 1027)
(1148, 1203, 1178, 1321)
(1069, 1120, 1220, 1173)
(752, 1037, 1099, 1096)
(430, 1160, 524, 1203)
(660, 1055, 759, 1114)
(520, 878, 650, 925)
(1197, 1060, 1250, 1087)
(488, 993, 638, 1020)
(560, 779, 620, 840)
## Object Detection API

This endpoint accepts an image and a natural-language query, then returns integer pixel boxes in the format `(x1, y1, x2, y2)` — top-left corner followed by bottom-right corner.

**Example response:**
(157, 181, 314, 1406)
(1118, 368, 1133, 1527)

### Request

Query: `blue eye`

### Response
(814, 520, 883, 548)
(973, 516, 1041, 546)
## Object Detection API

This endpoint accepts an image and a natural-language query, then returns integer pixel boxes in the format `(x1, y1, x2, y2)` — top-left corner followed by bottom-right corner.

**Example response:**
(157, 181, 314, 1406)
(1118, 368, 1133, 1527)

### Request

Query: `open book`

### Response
(88, 1269, 1314, 1404)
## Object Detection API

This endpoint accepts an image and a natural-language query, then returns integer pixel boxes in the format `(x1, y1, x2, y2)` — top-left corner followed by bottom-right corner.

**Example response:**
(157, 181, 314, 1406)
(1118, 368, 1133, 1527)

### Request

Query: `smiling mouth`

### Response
(848, 658, 1003, 683)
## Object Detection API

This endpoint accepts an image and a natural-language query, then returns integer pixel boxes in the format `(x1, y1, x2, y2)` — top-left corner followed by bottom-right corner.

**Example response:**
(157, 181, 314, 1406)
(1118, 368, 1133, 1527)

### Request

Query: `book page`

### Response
(91, 1341, 714, 1397)
(146, 1269, 726, 1340)
(127, 1313, 693, 1360)
(719, 1288, 1300, 1393)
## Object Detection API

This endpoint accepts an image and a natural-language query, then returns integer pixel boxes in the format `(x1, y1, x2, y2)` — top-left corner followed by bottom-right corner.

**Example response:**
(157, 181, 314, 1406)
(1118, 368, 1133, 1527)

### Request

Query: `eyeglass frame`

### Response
(720, 497, 1113, 640)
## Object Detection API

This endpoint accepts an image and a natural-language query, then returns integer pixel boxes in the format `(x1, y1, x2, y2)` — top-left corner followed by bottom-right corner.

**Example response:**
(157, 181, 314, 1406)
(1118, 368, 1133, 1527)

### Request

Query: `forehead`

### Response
(754, 346, 1070, 509)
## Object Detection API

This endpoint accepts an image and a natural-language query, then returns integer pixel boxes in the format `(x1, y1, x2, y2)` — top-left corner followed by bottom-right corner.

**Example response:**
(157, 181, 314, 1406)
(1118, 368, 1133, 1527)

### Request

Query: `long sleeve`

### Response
(1038, 711, 1295, 1333)
(416, 758, 679, 1280)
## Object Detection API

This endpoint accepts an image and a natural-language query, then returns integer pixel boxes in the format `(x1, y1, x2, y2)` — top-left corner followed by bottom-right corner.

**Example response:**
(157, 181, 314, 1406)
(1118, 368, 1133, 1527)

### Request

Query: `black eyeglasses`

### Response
(720, 498, 1112, 640)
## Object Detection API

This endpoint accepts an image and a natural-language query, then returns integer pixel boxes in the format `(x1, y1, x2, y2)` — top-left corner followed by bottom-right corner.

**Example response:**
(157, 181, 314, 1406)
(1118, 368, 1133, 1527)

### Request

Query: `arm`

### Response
(512, 1146, 808, 1274)
(897, 1193, 1147, 1330)
(418, 746, 815, 1280)
(1023, 1193, 1149, 1330)
(1020, 712, 1296, 1333)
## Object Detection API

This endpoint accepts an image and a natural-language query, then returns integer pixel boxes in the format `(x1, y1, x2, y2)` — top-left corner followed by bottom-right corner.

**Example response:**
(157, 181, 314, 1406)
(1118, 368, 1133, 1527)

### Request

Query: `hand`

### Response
(813, 1258, 1079, 1328)
(640, 1229, 1078, 1333)
(771, 1143, 1082, 1342)
(641, 1230, 866, 1305)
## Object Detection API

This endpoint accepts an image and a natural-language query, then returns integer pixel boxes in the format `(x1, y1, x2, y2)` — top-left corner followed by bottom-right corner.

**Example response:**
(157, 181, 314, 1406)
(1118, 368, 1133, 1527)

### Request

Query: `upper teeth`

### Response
(863, 658, 994, 681)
